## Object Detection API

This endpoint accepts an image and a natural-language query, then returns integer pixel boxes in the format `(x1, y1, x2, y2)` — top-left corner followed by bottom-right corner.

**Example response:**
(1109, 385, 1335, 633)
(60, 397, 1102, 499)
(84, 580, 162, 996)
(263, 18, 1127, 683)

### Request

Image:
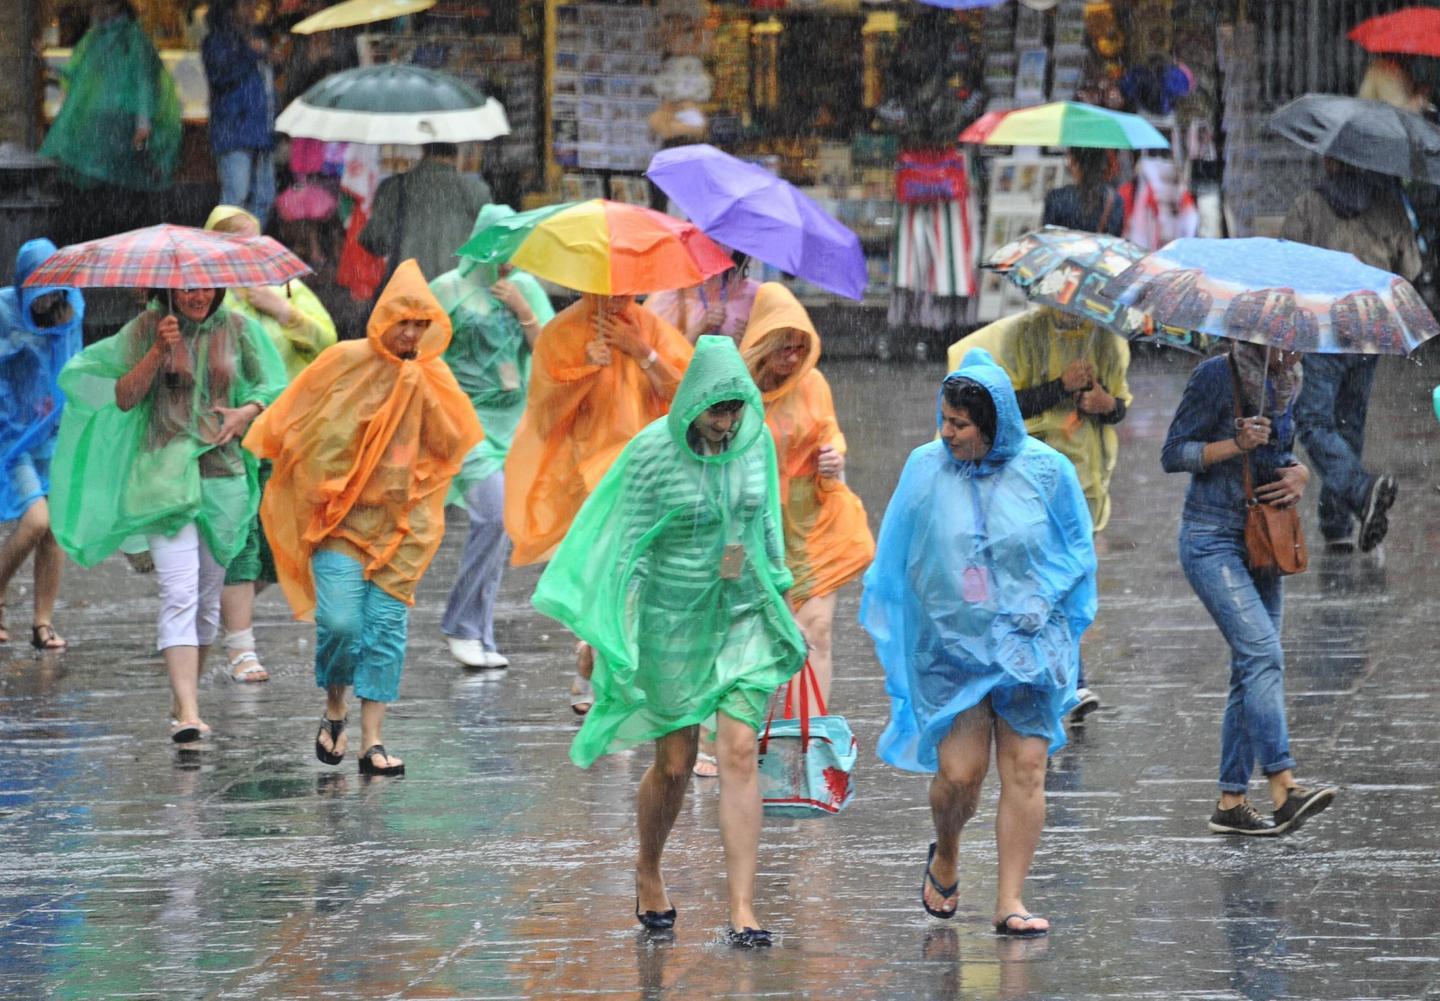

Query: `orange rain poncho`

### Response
(242, 260, 482, 618)
(504, 297, 692, 565)
(740, 283, 874, 605)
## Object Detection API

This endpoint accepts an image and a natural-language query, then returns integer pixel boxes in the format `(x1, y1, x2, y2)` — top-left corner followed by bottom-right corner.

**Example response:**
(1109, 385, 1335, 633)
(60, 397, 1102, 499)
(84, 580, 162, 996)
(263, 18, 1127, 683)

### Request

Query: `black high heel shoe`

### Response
(726, 927, 773, 949)
(635, 897, 677, 930)
(315, 716, 346, 765)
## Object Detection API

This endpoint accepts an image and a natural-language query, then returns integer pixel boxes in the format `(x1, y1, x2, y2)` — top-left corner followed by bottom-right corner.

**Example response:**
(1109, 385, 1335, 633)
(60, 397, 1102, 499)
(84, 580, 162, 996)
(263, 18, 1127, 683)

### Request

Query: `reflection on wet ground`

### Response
(3, 350, 1440, 999)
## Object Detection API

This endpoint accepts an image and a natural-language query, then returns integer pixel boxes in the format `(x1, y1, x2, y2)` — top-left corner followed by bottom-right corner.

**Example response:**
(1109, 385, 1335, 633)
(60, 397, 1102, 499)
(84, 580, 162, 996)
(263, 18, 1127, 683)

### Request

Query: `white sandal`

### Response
(692, 751, 718, 778)
(229, 650, 270, 683)
(569, 672, 594, 716)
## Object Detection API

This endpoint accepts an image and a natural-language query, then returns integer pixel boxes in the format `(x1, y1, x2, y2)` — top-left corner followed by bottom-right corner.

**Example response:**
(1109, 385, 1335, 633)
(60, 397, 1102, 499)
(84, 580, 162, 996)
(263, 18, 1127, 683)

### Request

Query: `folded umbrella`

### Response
(291, 0, 435, 34)
(960, 101, 1169, 150)
(1102, 237, 1440, 355)
(276, 65, 509, 145)
(1348, 7, 1440, 58)
(457, 199, 733, 295)
(646, 144, 867, 301)
(1269, 93, 1440, 184)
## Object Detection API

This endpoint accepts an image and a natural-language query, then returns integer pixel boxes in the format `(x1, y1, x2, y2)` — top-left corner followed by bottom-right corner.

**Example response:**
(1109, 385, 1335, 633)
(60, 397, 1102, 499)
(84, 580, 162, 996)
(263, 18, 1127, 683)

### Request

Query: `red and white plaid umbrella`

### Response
(22, 224, 312, 290)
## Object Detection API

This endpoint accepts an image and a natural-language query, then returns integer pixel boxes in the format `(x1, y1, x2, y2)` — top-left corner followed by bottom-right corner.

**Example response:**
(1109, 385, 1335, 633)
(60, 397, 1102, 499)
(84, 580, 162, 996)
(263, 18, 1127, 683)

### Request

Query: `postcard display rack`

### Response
(552, 2, 663, 202)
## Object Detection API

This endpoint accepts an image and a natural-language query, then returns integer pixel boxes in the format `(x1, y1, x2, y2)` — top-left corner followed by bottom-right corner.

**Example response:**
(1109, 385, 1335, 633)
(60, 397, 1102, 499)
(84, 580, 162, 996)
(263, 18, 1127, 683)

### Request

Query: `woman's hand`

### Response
(1076, 385, 1115, 415)
(244, 286, 293, 324)
(816, 444, 844, 479)
(490, 279, 533, 323)
(1061, 358, 1095, 392)
(1234, 416, 1272, 452)
(1255, 463, 1310, 508)
(584, 339, 612, 366)
(211, 403, 262, 445)
(597, 314, 648, 360)
(700, 301, 727, 334)
(156, 314, 183, 350)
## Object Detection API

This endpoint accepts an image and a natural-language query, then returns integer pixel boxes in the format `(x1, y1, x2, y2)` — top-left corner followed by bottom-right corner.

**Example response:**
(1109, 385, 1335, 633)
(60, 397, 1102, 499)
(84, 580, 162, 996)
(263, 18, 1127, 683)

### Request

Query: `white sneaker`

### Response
(1071, 687, 1101, 723)
(446, 636, 488, 668)
(480, 650, 510, 670)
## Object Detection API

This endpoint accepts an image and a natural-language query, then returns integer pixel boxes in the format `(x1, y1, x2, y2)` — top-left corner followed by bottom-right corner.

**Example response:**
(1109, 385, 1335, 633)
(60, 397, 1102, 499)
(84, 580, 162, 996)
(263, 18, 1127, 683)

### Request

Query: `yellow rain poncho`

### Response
(203, 206, 337, 380)
(243, 260, 482, 618)
(740, 283, 874, 605)
(504, 298, 693, 565)
(949, 307, 1132, 531)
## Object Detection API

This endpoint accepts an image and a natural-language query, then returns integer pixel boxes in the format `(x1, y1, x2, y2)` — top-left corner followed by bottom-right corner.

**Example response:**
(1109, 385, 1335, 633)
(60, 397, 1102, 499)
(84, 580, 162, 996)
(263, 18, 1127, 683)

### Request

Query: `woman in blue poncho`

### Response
(861, 348, 1096, 937)
(0, 239, 84, 650)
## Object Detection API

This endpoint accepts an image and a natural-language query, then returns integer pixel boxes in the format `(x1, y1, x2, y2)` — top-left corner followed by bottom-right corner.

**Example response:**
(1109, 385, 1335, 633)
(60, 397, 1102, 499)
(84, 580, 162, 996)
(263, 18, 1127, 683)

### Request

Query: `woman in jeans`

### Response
(1161, 342, 1338, 836)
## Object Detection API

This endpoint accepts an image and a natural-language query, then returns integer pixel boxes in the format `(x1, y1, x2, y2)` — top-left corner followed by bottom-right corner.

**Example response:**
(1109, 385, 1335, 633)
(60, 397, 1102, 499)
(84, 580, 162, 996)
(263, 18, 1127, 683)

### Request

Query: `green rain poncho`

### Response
(430, 205, 555, 500)
(49, 301, 286, 568)
(534, 336, 806, 767)
(40, 14, 182, 192)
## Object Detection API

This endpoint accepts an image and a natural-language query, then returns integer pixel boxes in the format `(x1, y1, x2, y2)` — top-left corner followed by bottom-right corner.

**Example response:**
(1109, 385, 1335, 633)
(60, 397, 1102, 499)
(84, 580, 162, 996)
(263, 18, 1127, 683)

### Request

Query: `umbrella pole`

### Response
(1258, 343, 1271, 422)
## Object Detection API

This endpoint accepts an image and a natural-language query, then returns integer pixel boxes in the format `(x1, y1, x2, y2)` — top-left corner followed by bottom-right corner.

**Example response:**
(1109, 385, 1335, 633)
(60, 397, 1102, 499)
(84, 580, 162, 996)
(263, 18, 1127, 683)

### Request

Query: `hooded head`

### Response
(203, 204, 261, 237)
(368, 259, 453, 362)
(936, 347, 1026, 474)
(739, 282, 820, 402)
(668, 335, 765, 463)
(458, 204, 517, 285)
(14, 238, 84, 336)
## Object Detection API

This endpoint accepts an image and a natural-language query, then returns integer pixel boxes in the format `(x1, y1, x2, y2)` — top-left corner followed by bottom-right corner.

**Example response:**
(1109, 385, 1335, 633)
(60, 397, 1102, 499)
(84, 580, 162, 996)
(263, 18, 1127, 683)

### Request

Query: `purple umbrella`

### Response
(646, 144, 869, 301)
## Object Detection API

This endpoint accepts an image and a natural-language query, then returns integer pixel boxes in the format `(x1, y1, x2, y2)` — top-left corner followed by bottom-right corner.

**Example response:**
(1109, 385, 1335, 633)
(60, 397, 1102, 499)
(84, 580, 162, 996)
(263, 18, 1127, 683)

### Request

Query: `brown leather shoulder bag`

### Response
(1228, 357, 1308, 576)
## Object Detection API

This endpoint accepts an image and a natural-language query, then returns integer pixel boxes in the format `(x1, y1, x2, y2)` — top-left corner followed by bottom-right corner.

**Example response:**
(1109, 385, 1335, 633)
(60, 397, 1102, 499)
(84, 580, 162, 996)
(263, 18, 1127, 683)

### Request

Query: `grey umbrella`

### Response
(1269, 94, 1440, 184)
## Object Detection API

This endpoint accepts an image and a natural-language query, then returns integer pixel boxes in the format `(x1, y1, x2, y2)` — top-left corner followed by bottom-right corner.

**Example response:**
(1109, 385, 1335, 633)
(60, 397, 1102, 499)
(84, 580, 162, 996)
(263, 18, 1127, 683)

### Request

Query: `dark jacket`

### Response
(1042, 183, 1124, 236)
(202, 27, 275, 154)
(359, 160, 493, 281)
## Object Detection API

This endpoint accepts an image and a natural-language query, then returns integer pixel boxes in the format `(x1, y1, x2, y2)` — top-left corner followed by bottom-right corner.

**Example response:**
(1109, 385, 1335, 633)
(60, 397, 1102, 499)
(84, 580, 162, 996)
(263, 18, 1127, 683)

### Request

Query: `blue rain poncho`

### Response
(0, 239, 85, 521)
(860, 348, 1097, 769)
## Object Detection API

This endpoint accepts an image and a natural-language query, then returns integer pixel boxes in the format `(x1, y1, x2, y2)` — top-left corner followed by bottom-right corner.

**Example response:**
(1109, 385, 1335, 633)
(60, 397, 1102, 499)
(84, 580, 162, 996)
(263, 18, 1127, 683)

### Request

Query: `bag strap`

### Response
(766, 659, 820, 755)
(1226, 355, 1257, 505)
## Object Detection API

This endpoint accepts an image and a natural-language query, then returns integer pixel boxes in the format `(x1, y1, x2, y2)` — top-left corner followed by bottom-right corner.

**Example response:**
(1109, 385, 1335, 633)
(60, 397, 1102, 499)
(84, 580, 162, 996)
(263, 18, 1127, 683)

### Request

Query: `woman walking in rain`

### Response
(204, 205, 338, 684)
(645, 253, 758, 344)
(0, 240, 85, 650)
(431, 205, 555, 669)
(244, 261, 481, 776)
(861, 349, 1096, 937)
(504, 289, 691, 711)
(949, 304, 1130, 721)
(1162, 342, 1338, 836)
(49, 285, 284, 742)
(533, 336, 805, 947)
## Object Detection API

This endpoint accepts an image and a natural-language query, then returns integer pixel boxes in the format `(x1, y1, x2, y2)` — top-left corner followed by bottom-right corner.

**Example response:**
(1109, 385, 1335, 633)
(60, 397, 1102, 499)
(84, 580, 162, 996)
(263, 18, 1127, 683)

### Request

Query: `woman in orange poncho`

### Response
(740, 283, 874, 703)
(243, 260, 482, 776)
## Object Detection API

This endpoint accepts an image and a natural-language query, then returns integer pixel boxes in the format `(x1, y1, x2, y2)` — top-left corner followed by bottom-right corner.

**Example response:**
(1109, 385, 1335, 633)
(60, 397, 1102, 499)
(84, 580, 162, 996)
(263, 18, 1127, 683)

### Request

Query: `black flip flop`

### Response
(994, 912, 1049, 938)
(358, 744, 405, 777)
(921, 842, 959, 920)
(315, 716, 346, 765)
(170, 721, 202, 744)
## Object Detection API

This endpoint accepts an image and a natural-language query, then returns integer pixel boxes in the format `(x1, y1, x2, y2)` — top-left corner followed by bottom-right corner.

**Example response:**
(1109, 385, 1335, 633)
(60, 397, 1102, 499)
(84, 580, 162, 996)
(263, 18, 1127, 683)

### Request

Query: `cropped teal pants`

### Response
(312, 548, 409, 703)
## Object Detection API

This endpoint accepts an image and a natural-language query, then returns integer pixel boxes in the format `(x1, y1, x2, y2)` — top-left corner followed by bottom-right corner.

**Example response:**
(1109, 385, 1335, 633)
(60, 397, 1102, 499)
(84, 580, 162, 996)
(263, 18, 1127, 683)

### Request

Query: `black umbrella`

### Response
(1269, 94, 1440, 184)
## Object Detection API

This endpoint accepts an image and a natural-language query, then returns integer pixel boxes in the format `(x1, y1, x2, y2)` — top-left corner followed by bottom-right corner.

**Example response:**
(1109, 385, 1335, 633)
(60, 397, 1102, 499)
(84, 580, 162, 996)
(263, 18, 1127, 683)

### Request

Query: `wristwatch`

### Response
(639, 349, 659, 370)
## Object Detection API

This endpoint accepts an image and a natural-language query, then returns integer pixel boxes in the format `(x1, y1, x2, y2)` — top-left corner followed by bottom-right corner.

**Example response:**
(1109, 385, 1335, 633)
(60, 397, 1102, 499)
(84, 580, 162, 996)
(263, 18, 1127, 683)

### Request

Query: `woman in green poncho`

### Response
(534, 336, 805, 948)
(431, 205, 554, 669)
(49, 288, 285, 743)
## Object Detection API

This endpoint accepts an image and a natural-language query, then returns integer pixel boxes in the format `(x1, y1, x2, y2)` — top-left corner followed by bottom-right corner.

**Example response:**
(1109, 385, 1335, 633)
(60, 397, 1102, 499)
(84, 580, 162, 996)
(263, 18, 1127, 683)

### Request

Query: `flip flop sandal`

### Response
(315, 715, 347, 765)
(171, 720, 204, 744)
(31, 624, 67, 651)
(994, 912, 1049, 938)
(358, 744, 405, 777)
(0, 602, 9, 643)
(570, 672, 594, 716)
(921, 842, 960, 920)
(228, 651, 269, 683)
(692, 751, 718, 777)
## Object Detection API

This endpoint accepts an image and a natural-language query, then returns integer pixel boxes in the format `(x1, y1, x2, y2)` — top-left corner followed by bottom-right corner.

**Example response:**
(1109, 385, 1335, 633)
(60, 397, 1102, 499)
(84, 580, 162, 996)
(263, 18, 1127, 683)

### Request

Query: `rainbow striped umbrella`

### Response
(457, 199, 733, 295)
(960, 101, 1168, 150)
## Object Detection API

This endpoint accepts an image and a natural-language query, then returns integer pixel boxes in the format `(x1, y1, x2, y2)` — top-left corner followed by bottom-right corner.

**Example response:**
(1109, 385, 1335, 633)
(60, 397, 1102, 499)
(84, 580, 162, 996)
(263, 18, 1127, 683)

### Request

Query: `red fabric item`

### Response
(1349, 8, 1440, 57)
(896, 149, 970, 204)
(337, 206, 386, 303)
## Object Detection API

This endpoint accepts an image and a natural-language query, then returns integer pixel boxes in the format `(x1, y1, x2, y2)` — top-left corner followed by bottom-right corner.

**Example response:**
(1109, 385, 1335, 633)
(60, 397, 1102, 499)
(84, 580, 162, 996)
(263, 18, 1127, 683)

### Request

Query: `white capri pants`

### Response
(148, 523, 225, 651)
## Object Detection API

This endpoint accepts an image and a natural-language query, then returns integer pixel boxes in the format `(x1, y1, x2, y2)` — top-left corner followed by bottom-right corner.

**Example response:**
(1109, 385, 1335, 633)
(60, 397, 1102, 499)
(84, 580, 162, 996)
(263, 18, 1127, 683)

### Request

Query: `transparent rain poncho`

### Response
(534, 336, 806, 767)
(49, 299, 286, 568)
(431, 204, 556, 500)
(0, 239, 85, 520)
(860, 348, 1097, 769)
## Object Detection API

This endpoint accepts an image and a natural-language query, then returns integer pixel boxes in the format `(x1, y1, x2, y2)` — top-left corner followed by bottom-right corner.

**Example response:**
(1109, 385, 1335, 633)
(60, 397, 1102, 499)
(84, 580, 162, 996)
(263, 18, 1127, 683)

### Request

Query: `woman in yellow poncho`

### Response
(243, 260, 482, 776)
(740, 283, 874, 704)
(204, 204, 338, 684)
(948, 305, 1130, 719)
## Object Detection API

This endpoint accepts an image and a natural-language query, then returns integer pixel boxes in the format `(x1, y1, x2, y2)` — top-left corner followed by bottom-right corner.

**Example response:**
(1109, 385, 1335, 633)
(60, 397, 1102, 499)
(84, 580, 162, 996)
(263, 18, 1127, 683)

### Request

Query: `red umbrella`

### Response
(1348, 7, 1440, 57)
(22, 224, 312, 290)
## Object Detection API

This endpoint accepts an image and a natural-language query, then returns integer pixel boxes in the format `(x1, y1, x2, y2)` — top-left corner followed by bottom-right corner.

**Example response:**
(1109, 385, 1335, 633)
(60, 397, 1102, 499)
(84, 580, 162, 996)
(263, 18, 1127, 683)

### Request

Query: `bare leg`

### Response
(359, 698, 400, 769)
(636, 726, 699, 914)
(992, 718, 1050, 934)
(317, 683, 349, 759)
(925, 702, 994, 914)
(0, 502, 52, 642)
(166, 645, 203, 726)
(715, 711, 763, 930)
(32, 530, 64, 640)
(793, 592, 838, 704)
(220, 582, 268, 682)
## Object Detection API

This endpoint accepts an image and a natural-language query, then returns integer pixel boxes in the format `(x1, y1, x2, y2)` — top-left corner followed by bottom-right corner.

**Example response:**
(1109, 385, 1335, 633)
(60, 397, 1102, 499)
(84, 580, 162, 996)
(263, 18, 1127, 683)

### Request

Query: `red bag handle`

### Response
(760, 660, 823, 756)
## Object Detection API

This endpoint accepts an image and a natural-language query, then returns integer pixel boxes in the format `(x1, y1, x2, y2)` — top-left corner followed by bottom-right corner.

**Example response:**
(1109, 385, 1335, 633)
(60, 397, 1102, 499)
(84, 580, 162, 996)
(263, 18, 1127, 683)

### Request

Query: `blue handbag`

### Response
(756, 661, 859, 818)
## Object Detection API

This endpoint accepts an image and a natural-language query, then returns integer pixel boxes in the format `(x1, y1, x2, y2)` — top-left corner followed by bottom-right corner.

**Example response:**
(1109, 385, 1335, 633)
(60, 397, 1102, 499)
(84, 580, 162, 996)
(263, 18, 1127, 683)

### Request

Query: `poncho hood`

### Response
(458, 204, 516, 284)
(938, 346, 1026, 473)
(368, 259, 452, 362)
(667, 334, 764, 463)
(739, 282, 820, 402)
(203, 204, 260, 234)
(14, 239, 84, 336)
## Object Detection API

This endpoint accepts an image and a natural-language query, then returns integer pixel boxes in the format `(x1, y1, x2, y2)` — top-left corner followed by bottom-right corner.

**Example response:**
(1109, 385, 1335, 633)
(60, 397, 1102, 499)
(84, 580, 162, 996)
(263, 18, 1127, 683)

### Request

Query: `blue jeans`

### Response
(1294, 354, 1377, 542)
(313, 548, 409, 703)
(1178, 522, 1297, 793)
(216, 149, 276, 229)
(441, 472, 509, 648)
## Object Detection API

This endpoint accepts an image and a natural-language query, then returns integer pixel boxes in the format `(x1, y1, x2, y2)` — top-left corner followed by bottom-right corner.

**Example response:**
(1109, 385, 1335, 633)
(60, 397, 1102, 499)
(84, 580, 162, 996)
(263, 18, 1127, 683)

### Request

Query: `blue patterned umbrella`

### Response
(1103, 237, 1440, 354)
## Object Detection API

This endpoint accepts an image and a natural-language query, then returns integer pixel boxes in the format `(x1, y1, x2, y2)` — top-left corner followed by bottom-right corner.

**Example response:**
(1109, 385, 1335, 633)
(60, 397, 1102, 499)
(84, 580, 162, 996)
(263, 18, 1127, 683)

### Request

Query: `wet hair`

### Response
(423, 143, 460, 159)
(1068, 147, 1111, 227)
(941, 376, 997, 444)
(708, 398, 744, 415)
(29, 292, 73, 328)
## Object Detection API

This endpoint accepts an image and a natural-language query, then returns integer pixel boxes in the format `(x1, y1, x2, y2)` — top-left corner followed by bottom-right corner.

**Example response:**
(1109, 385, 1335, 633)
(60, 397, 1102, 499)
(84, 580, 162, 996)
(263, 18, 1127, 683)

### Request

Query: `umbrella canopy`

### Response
(457, 199, 734, 296)
(292, 0, 435, 34)
(1348, 7, 1440, 57)
(960, 101, 1169, 150)
(1102, 237, 1440, 355)
(1269, 93, 1440, 184)
(984, 226, 1203, 352)
(22, 224, 312, 290)
(275, 65, 509, 144)
(645, 144, 867, 300)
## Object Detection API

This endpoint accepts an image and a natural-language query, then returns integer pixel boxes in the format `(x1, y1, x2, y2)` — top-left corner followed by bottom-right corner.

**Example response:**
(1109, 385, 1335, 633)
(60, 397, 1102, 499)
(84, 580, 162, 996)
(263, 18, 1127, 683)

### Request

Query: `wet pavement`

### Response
(4, 348, 1440, 1000)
